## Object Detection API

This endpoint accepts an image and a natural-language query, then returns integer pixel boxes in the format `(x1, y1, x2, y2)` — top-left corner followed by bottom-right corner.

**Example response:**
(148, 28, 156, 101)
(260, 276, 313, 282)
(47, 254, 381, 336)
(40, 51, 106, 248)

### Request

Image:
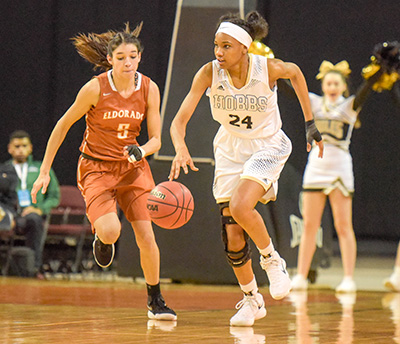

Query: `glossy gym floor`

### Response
(0, 256, 398, 344)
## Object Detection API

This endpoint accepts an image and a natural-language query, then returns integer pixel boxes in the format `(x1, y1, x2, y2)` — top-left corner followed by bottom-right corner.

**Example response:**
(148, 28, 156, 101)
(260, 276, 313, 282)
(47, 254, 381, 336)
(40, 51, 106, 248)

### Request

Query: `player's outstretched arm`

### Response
(169, 63, 212, 180)
(31, 79, 99, 202)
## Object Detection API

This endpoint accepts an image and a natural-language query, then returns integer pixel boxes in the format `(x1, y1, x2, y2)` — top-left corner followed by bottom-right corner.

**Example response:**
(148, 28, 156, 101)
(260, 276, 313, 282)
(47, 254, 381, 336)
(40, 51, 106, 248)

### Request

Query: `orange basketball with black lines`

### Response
(147, 181, 194, 229)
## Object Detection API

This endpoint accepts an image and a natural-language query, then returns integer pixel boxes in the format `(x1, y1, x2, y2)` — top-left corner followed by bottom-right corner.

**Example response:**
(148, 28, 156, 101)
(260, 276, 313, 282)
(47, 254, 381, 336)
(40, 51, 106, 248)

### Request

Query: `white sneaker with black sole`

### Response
(260, 250, 291, 300)
(230, 293, 267, 327)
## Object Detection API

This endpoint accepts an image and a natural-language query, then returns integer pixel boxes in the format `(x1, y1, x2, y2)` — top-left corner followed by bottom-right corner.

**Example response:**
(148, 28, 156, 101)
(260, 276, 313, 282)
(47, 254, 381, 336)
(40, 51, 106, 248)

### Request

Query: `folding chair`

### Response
(46, 185, 92, 273)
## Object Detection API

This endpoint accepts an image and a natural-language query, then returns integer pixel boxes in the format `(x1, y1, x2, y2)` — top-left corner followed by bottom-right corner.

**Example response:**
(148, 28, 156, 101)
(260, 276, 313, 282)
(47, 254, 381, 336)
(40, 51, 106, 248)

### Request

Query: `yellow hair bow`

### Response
(316, 60, 352, 80)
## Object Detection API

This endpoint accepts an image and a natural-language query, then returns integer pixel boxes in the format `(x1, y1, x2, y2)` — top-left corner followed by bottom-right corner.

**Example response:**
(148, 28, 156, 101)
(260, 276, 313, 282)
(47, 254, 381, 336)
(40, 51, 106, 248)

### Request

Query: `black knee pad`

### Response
(224, 241, 252, 268)
(219, 202, 252, 268)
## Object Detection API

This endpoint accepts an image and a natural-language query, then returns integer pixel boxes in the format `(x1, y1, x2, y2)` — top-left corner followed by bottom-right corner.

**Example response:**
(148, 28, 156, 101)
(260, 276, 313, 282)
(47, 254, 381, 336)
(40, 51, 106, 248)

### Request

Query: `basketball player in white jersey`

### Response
(169, 11, 323, 326)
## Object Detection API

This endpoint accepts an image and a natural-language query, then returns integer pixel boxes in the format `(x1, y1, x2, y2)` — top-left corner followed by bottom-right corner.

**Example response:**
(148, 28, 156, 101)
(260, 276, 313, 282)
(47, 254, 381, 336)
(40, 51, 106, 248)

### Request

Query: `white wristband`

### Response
(138, 146, 146, 158)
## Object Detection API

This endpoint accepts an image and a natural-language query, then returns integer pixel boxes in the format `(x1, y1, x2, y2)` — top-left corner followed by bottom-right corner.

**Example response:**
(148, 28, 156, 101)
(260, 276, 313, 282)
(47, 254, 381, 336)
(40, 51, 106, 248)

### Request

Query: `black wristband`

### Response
(126, 145, 143, 162)
(305, 119, 322, 144)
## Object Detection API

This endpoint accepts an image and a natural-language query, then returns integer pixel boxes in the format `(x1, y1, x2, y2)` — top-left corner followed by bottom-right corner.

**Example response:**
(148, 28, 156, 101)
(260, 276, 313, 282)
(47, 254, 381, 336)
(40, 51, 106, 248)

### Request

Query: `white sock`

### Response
(258, 241, 274, 257)
(343, 276, 354, 282)
(394, 266, 400, 276)
(240, 276, 258, 296)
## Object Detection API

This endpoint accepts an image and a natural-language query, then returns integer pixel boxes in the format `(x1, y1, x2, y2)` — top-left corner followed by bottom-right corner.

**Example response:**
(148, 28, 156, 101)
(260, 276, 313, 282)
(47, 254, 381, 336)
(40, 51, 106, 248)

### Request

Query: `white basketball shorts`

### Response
(212, 126, 292, 204)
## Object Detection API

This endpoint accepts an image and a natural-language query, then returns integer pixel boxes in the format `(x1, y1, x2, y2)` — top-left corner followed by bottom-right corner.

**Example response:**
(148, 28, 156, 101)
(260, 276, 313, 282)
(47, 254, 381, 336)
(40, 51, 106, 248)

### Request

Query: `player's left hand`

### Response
(124, 145, 145, 163)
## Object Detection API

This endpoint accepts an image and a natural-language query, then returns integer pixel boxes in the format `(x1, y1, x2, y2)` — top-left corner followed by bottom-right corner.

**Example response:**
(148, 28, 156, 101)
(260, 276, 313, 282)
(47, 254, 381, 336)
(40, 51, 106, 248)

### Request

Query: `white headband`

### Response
(216, 22, 253, 49)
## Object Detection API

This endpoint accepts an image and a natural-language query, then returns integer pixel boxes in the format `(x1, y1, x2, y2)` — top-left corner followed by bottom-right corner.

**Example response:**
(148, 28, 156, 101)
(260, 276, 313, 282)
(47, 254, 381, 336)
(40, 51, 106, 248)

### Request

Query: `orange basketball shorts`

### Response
(77, 156, 155, 225)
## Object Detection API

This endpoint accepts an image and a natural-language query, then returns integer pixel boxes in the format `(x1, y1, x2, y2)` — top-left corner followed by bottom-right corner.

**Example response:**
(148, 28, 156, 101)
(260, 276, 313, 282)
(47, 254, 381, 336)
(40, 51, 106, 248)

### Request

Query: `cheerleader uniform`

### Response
(303, 93, 359, 196)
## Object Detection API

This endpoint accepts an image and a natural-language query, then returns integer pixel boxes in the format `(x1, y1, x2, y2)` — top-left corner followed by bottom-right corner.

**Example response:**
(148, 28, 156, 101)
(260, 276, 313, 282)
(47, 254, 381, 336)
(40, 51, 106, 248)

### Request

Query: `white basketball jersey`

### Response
(207, 54, 282, 139)
(309, 93, 359, 151)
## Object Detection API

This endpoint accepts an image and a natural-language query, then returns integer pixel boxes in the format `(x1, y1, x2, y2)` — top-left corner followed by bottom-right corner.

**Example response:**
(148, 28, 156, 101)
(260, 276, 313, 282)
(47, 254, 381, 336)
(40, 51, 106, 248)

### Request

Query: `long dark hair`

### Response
(71, 22, 143, 71)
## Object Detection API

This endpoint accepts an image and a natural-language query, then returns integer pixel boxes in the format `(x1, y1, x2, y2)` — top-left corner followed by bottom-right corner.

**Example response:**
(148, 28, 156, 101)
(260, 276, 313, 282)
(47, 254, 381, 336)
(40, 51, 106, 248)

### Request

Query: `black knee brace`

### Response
(219, 202, 252, 268)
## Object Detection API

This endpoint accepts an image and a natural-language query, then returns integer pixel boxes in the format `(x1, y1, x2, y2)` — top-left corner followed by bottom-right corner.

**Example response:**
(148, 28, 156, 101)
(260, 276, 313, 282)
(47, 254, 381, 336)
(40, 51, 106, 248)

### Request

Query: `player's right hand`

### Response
(31, 174, 51, 204)
(169, 148, 199, 180)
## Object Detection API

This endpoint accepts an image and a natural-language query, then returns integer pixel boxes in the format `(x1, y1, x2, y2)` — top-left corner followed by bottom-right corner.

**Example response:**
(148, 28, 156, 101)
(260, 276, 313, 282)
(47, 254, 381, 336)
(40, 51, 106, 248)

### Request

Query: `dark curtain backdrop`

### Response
(1, 0, 177, 181)
(262, 1, 400, 240)
(1, 0, 399, 240)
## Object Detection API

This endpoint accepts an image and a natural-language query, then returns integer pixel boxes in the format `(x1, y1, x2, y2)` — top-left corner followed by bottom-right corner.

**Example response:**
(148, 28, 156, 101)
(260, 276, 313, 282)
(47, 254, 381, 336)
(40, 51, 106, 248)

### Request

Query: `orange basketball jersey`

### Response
(80, 70, 150, 161)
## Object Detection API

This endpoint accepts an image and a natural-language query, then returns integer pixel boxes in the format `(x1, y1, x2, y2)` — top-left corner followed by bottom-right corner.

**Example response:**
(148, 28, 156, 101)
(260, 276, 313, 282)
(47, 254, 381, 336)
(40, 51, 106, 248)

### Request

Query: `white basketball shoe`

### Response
(230, 293, 267, 327)
(260, 250, 291, 300)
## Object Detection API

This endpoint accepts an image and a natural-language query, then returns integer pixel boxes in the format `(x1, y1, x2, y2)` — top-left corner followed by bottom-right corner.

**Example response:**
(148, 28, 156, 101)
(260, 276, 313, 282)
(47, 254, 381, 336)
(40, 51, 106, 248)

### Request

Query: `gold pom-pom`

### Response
(248, 41, 275, 58)
(362, 59, 400, 93)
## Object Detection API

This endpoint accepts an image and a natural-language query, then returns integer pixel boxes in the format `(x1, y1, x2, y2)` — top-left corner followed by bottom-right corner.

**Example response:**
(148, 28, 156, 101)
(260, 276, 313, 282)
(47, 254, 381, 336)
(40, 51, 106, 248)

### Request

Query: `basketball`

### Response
(147, 181, 194, 229)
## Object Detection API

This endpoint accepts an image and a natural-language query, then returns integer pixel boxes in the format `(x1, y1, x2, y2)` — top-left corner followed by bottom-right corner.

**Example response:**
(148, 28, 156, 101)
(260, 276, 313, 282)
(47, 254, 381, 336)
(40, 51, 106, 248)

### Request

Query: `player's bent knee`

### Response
(219, 202, 252, 267)
(227, 233, 247, 251)
(95, 222, 121, 244)
(97, 230, 120, 245)
(94, 213, 121, 243)
(225, 242, 252, 268)
(228, 201, 242, 221)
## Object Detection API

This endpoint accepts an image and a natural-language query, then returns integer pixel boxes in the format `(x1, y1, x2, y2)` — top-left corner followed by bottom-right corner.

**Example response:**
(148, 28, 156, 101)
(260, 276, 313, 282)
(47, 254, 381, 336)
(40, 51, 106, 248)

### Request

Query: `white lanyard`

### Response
(14, 163, 28, 190)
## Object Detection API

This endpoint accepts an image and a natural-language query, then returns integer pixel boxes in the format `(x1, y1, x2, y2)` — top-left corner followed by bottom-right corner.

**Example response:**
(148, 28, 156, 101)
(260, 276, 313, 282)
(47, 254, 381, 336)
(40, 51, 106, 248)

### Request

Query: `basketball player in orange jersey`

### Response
(30, 23, 176, 321)
(169, 11, 323, 326)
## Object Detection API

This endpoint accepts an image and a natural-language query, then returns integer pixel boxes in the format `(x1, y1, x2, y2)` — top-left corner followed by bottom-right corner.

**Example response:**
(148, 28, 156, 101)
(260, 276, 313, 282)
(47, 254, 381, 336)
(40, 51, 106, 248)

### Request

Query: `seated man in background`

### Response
(5, 130, 60, 278)
(0, 162, 32, 276)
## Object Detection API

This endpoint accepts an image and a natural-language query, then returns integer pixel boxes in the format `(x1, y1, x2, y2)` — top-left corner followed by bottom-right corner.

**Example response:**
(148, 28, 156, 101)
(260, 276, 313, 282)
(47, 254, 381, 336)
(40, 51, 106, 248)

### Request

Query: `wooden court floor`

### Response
(0, 276, 398, 344)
